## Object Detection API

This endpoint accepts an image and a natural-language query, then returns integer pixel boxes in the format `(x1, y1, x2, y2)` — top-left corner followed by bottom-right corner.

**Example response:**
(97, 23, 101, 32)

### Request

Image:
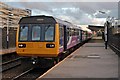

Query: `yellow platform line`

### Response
(36, 46, 81, 80)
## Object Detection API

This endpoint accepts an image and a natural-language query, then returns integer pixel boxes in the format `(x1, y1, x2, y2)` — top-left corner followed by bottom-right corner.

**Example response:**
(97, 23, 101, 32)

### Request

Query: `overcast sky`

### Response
(1, 0, 119, 25)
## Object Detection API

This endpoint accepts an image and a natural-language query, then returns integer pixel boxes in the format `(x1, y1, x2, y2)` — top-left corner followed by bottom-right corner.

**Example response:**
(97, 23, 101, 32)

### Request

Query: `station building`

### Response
(0, 2, 31, 49)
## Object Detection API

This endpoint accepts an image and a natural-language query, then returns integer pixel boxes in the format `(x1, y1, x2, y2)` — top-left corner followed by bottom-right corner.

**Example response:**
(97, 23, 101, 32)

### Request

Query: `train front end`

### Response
(16, 16, 59, 58)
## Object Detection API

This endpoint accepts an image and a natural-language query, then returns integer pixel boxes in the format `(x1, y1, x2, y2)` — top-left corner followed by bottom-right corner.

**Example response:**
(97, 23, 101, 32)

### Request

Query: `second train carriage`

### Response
(16, 15, 92, 66)
(77, 25, 92, 41)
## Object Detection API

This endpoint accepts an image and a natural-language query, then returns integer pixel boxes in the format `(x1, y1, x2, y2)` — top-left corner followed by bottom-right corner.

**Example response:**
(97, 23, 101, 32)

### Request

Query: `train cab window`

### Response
(44, 25, 54, 41)
(32, 26, 41, 41)
(19, 25, 28, 41)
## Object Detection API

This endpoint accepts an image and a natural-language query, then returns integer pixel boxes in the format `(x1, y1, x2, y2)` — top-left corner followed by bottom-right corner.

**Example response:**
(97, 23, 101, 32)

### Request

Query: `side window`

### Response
(32, 26, 41, 41)
(67, 28, 70, 42)
(69, 28, 72, 36)
(71, 29, 74, 36)
(77, 29, 79, 36)
(20, 25, 28, 41)
(59, 26, 64, 47)
(73, 29, 75, 36)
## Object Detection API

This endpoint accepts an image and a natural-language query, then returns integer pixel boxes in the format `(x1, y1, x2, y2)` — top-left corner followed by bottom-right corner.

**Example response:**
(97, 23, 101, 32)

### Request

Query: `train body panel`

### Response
(17, 42, 58, 57)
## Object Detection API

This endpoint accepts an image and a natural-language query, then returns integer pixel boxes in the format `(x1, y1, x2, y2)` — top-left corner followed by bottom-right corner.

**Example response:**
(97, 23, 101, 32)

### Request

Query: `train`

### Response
(16, 15, 92, 67)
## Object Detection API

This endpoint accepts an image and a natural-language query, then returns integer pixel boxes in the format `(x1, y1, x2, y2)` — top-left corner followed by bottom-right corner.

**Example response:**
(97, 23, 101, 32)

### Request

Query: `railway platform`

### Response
(0, 48, 16, 55)
(37, 42, 118, 80)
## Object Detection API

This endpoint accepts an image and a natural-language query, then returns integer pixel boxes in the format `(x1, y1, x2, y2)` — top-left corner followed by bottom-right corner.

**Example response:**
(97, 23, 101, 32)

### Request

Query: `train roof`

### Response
(77, 25, 92, 33)
(19, 15, 57, 24)
(19, 15, 73, 26)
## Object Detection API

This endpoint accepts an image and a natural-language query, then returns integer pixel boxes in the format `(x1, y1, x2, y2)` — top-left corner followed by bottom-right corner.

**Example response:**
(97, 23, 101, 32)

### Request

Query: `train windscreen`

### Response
(19, 24, 55, 42)
(19, 25, 28, 41)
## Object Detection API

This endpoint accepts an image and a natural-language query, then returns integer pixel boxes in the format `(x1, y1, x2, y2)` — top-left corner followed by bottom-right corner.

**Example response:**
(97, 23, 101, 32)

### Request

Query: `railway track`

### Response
(2, 52, 19, 63)
(1, 57, 21, 72)
(0, 52, 21, 72)
(11, 68, 49, 80)
(12, 68, 34, 80)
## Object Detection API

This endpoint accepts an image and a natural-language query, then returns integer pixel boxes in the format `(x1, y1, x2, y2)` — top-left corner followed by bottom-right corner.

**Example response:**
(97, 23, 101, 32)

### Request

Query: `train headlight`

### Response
(32, 61, 36, 64)
(46, 44, 55, 48)
(18, 44, 26, 48)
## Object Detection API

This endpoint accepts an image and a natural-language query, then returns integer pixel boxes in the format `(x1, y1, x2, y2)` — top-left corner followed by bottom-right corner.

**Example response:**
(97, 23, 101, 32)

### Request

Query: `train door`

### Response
(79, 30, 82, 43)
(63, 25, 67, 51)
(59, 25, 67, 51)
(59, 25, 64, 53)
(86, 31, 88, 40)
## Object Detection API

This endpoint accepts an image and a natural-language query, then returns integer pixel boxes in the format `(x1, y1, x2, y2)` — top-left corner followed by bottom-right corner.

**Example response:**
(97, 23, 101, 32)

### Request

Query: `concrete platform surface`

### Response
(0, 48, 16, 55)
(38, 43, 118, 79)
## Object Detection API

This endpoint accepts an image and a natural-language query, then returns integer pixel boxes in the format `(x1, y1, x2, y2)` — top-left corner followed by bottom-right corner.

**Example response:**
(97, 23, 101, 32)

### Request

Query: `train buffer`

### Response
(37, 43, 118, 80)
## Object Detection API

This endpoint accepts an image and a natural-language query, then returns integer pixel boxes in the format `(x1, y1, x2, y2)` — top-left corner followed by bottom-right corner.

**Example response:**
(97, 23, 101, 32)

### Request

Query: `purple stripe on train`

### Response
(67, 36, 79, 49)
(59, 36, 80, 53)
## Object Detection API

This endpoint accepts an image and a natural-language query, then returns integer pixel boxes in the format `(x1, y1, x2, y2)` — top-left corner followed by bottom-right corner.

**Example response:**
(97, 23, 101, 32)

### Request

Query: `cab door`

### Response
(63, 25, 67, 51)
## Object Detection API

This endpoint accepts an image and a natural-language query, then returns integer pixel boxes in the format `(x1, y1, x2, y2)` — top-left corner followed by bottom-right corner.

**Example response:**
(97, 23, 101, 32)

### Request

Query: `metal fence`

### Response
(1, 27, 17, 49)
(108, 26, 120, 56)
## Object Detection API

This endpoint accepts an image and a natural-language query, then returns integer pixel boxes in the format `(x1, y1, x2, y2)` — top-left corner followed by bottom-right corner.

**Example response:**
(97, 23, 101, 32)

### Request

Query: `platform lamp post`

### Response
(6, 11, 13, 49)
(6, 15, 9, 49)
(99, 11, 111, 49)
